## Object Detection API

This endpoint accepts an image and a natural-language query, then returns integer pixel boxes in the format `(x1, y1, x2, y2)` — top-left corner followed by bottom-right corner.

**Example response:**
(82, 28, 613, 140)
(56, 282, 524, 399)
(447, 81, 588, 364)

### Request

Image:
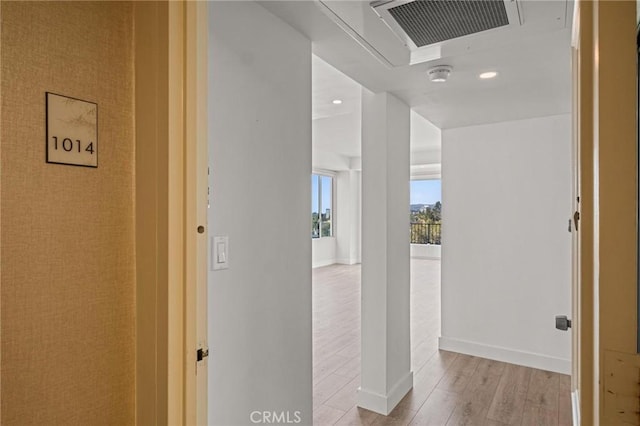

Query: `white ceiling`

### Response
(262, 0, 573, 130)
(312, 55, 361, 121)
(313, 54, 442, 159)
(403, 29, 572, 129)
(312, 55, 362, 158)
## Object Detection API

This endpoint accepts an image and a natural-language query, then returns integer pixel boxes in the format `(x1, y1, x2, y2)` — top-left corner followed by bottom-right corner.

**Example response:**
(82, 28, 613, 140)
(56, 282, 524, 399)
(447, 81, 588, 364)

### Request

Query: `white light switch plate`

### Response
(212, 236, 229, 270)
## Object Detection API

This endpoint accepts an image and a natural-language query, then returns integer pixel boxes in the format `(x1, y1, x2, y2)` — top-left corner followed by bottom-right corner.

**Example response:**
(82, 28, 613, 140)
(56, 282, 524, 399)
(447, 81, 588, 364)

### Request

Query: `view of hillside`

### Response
(410, 201, 441, 223)
(410, 180, 441, 245)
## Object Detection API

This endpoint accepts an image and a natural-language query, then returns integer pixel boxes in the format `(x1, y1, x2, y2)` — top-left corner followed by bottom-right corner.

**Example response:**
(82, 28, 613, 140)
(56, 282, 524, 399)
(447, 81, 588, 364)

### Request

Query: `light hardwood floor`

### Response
(312, 260, 572, 426)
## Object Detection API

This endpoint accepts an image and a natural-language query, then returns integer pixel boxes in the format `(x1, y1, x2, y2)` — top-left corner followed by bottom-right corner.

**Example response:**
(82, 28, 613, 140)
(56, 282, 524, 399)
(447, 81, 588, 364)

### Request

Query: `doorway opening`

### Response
(409, 178, 443, 373)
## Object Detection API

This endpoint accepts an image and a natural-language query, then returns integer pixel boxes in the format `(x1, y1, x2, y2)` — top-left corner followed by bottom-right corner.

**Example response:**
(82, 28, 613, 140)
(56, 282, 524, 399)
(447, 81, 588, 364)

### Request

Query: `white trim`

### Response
(312, 259, 336, 269)
(312, 168, 337, 177)
(410, 170, 441, 181)
(571, 390, 580, 426)
(349, 156, 362, 170)
(438, 336, 571, 375)
(316, 1, 395, 69)
(410, 255, 440, 260)
(336, 258, 359, 265)
(570, 0, 579, 49)
(411, 173, 442, 181)
(312, 172, 336, 239)
(356, 371, 414, 415)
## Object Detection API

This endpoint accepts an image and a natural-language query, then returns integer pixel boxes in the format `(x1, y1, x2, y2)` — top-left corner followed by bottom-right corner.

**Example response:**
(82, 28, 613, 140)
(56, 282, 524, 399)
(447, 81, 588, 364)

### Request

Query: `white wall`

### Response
(208, 2, 312, 425)
(312, 237, 336, 268)
(312, 89, 362, 268)
(312, 150, 350, 171)
(410, 244, 441, 259)
(313, 111, 361, 159)
(410, 111, 442, 181)
(336, 170, 362, 265)
(440, 114, 572, 374)
(311, 170, 361, 268)
(410, 109, 441, 151)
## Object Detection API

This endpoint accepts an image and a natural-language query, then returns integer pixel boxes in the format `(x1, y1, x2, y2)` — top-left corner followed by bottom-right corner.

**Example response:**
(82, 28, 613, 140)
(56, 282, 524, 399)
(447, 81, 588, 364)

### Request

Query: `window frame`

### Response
(409, 177, 442, 245)
(311, 170, 336, 239)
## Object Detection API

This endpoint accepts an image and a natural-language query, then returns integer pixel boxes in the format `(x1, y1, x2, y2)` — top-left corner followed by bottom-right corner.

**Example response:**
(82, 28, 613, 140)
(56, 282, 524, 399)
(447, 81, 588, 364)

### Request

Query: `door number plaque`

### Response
(46, 92, 98, 168)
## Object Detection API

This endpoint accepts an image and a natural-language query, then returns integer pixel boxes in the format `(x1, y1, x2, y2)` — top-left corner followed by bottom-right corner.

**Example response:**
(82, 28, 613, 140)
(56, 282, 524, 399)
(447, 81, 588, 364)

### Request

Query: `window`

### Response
(311, 173, 333, 238)
(410, 179, 442, 245)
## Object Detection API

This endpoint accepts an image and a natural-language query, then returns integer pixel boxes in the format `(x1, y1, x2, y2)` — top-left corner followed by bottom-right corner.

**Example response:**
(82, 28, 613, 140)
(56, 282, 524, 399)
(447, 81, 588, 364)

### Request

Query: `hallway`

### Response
(312, 260, 572, 425)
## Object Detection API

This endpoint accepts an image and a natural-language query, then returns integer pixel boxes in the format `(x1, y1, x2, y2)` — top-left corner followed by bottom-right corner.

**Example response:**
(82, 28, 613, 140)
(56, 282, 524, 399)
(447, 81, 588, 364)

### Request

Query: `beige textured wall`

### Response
(0, 2, 135, 425)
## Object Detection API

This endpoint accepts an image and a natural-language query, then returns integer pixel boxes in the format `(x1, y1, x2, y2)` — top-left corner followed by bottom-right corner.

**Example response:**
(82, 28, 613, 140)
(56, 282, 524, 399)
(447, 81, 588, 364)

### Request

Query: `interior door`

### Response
(568, 3, 582, 420)
(570, 42, 581, 421)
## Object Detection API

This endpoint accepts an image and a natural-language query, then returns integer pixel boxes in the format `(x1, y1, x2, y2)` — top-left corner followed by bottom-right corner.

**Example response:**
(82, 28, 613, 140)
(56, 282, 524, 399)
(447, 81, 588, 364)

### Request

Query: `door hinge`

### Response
(573, 211, 580, 231)
(197, 347, 209, 362)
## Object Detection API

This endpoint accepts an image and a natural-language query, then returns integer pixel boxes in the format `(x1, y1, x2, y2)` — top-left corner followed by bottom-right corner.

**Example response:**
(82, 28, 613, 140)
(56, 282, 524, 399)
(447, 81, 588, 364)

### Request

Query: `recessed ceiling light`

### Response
(479, 71, 498, 79)
(332, 99, 343, 105)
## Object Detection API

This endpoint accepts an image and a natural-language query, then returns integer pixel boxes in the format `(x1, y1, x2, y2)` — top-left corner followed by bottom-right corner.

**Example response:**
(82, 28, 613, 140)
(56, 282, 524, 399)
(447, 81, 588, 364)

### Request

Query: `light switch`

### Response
(217, 242, 226, 263)
(212, 236, 229, 270)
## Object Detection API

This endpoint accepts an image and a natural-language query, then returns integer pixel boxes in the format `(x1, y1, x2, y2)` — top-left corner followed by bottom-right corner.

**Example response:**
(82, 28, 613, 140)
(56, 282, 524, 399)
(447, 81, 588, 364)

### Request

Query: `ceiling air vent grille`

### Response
(386, 0, 510, 47)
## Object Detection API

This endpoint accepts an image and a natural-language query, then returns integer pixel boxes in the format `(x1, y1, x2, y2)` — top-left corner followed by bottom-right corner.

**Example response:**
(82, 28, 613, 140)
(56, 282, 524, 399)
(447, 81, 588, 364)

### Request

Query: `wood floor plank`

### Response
(371, 413, 416, 426)
(337, 341, 361, 359)
(334, 407, 385, 426)
(314, 404, 347, 426)
(521, 403, 558, 426)
(315, 330, 359, 361)
(409, 389, 458, 425)
(446, 397, 488, 426)
(396, 350, 459, 412)
(558, 374, 572, 426)
(314, 373, 354, 407)
(312, 262, 573, 426)
(437, 354, 481, 394)
(483, 419, 510, 426)
(325, 376, 360, 412)
(525, 369, 560, 412)
(486, 364, 531, 425)
(445, 358, 504, 425)
(371, 403, 417, 426)
(334, 356, 360, 380)
(314, 353, 352, 383)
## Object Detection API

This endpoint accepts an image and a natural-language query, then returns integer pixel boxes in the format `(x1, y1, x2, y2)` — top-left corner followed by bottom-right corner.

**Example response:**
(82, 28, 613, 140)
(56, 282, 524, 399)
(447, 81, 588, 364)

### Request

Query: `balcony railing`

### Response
(410, 222, 441, 245)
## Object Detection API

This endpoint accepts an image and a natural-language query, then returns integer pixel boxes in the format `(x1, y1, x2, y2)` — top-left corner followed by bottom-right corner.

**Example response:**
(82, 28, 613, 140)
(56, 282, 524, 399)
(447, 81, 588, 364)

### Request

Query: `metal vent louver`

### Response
(386, 0, 509, 47)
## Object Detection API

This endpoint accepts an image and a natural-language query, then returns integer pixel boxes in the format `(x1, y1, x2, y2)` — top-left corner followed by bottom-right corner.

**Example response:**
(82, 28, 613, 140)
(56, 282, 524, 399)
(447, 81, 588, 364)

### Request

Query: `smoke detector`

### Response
(427, 65, 452, 83)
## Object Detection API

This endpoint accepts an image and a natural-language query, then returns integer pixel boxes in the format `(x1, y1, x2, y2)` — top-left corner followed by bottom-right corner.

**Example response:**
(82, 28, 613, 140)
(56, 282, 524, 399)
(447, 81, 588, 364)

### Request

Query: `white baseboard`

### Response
(336, 258, 359, 265)
(438, 336, 571, 374)
(313, 259, 361, 268)
(410, 255, 441, 260)
(571, 390, 580, 426)
(357, 371, 413, 415)
(312, 259, 336, 269)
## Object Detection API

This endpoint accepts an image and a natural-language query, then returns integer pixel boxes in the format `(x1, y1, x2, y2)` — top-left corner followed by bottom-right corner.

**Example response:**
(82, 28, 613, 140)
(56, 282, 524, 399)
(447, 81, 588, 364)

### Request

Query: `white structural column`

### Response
(358, 90, 413, 415)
